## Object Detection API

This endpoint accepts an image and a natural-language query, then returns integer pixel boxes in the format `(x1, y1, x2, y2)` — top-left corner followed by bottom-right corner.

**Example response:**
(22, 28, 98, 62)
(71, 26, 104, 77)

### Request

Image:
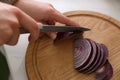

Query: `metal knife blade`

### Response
(20, 23, 90, 34)
(40, 25, 90, 32)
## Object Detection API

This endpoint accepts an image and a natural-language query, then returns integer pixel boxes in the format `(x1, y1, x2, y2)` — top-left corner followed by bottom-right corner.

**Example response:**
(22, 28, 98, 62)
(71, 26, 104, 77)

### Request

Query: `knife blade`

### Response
(20, 23, 90, 34)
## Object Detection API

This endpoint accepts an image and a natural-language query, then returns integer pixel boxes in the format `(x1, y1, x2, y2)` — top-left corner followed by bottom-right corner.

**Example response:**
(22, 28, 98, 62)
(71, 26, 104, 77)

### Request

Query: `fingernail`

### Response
(50, 33, 57, 40)
(29, 35, 36, 43)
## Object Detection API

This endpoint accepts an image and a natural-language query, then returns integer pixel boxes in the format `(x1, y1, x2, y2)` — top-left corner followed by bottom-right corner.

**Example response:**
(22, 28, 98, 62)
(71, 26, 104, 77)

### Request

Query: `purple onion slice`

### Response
(74, 38, 92, 69)
(98, 44, 108, 69)
(101, 44, 109, 57)
(78, 39, 97, 72)
(96, 60, 113, 80)
(87, 43, 105, 73)
(96, 61, 108, 80)
(102, 60, 113, 80)
(54, 32, 81, 43)
(83, 42, 101, 73)
(74, 39, 91, 64)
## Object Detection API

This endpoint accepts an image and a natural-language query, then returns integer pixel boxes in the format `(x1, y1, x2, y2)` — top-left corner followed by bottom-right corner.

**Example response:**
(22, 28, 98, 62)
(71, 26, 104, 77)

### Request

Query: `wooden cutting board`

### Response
(26, 11, 120, 80)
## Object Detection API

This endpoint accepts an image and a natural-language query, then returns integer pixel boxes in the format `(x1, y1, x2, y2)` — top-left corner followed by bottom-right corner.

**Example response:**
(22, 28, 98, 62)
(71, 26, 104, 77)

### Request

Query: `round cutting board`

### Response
(26, 11, 120, 80)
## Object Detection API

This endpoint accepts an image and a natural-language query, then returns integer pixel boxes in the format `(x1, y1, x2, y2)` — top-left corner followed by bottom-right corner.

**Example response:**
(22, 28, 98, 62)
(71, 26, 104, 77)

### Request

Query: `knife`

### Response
(20, 23, 90, 34)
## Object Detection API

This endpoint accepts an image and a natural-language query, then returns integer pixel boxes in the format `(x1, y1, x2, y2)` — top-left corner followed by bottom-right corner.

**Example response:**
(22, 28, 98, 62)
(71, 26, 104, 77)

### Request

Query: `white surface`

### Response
(4, 34, 29, 80)
(3, 0, 120, 80)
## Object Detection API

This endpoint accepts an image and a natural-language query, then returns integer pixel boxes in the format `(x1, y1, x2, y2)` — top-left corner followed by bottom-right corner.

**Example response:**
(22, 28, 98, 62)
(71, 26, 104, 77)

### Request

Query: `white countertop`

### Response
(3, 0, 120, 80)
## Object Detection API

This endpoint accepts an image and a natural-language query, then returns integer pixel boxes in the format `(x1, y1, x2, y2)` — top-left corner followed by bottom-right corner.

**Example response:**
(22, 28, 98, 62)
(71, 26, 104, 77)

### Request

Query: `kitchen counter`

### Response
(3, 0, 120, 80)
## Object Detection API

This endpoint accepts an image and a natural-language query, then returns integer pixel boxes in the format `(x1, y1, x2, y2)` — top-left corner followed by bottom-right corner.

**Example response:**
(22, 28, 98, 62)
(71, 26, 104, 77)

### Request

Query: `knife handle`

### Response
(20, 23, 43, 34)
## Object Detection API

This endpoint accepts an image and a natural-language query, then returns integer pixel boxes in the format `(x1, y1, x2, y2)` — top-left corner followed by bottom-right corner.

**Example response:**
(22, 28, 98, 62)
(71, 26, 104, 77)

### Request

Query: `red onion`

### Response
(54, 32, 113, 80)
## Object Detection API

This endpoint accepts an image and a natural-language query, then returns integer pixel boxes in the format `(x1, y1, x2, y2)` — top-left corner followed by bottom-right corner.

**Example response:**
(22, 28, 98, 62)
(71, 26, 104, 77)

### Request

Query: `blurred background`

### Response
(0, 0, 120, 80)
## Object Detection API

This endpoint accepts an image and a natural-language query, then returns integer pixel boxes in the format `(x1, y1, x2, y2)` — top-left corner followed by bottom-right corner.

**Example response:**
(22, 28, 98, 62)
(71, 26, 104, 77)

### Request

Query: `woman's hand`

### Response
(0, 2, 39, 46)
(15, 0, 80, 38)
(15, 0, 79, 25)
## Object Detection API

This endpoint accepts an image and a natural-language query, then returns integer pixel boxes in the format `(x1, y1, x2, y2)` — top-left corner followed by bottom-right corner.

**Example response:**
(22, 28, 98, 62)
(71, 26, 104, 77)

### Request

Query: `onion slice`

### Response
(74, 39, 92, 69)
(78, 39, 97, 72)
(83, 43, 101, 73)
(87, 43, 107, 73)
(54, 32, 81, 43)
(96, 60, 113, 80)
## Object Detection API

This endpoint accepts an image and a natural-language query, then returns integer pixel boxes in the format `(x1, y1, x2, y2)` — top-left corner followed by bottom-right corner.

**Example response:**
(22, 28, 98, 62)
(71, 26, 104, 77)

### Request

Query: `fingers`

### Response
(40, 19, 55, 25)
(46, 20, 55, 25)
(6, 26, 20, 45)
(52, 10, 80, 26)
(0, 3, 41, 45)
(17, 9, 40, 43)
(0, 24, 13, 45)
(40, 20, 57, 40)
(0, 24, 20, 45)
(45, 32, 57, 40)
(6, 17, 21, 45)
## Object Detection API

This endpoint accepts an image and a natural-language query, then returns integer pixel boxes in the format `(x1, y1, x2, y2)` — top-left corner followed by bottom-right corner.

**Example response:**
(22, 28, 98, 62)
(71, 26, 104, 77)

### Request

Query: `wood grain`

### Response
(26, 10, 120, 80)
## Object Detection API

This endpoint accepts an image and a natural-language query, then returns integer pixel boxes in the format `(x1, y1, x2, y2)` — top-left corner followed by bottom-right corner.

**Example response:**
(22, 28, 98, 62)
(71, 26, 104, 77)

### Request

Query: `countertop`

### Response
(3, 0, 120, 80)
